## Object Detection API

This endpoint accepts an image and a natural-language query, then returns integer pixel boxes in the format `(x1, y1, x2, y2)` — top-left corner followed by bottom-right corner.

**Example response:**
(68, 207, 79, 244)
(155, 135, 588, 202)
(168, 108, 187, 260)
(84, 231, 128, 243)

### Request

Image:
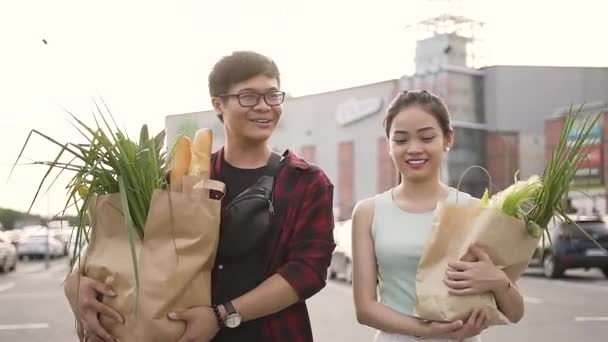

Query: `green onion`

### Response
(10, 100, 169, 283)
(480, 106, 605, 253)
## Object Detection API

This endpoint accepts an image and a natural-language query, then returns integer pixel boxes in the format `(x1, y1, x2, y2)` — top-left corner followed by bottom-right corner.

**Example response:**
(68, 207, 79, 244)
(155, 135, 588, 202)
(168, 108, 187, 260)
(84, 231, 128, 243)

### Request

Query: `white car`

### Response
(48, 226, 73, 256)
(17, 229, 64, 259)
(48, 221, 75, 254)
(9, 225, 46, 243)
(0, 231, 18, 272)
(328, 219, 353, 283)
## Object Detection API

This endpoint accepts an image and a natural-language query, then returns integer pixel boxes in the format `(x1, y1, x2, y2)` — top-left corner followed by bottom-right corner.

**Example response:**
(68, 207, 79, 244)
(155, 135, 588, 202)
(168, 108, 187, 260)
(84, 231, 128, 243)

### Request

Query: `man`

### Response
(63, 51, 336, 342)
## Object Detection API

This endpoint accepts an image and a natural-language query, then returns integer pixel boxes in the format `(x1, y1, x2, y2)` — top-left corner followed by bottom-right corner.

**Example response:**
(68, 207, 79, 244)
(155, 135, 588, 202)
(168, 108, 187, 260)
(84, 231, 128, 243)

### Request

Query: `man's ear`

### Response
(211, 97, 223, 113)
(212, 97, 224, 123)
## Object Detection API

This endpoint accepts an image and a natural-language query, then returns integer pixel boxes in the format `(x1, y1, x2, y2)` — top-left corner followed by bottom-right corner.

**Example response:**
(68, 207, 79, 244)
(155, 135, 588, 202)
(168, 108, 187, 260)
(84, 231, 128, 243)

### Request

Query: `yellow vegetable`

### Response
(77, 184, 89, 199)
(188, 128, 213, 176)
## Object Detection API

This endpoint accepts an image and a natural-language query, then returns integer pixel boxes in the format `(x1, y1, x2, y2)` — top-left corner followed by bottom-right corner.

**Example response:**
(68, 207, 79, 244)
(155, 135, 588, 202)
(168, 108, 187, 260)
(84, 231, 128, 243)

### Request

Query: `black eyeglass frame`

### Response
(217, 91, 286, 108)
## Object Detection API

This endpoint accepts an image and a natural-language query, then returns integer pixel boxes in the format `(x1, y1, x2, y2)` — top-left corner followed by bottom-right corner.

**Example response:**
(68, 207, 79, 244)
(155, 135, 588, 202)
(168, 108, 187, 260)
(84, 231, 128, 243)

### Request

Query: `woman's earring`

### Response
(445, 147, 451, 152)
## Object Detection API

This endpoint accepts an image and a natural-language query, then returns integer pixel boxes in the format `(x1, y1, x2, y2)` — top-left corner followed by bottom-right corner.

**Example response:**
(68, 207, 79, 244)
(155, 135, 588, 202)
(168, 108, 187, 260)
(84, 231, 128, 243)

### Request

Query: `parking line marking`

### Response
(0, 282, 15, 293)
(552, 280, 608, 293)
(575, 317, 608, 322)
(524, 276, 608, 293)
(0, 323, 49, 330)
(523, 296, 542, 304)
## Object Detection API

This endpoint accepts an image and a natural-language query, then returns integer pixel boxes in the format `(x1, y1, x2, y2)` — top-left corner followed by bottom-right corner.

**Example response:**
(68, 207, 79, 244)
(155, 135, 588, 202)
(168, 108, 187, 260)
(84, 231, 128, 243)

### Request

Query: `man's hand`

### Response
(168, 306, 221, 342)
(64, 272, 123, 342)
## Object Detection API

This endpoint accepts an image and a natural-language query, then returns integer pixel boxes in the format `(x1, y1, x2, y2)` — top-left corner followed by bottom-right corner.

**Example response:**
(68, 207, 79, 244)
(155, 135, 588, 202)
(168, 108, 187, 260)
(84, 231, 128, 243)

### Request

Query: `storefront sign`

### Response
(336, 97, 384, 126)
(569, 119, 604, 187)
(578, 145, 602, 169)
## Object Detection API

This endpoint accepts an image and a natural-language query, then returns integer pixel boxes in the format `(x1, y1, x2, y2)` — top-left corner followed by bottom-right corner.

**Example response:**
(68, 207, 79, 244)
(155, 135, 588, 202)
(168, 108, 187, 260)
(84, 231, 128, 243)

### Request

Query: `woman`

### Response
(352, 90, 524, 341)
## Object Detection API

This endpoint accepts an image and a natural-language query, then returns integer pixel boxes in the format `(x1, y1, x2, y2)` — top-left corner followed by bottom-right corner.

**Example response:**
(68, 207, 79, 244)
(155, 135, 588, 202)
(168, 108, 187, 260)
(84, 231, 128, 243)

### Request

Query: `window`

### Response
(449, 128, 487, 197)
(338, 141, 355, 221)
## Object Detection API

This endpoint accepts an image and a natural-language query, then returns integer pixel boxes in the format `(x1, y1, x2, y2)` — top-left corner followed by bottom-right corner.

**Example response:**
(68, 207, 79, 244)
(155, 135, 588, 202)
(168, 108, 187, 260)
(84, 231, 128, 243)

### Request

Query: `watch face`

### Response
(225, 314, 242, 328)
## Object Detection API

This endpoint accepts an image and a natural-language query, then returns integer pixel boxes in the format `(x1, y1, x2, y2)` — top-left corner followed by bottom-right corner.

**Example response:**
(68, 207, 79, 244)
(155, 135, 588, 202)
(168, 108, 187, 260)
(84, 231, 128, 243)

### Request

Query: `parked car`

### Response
(17, 228, 64, 259)
(328, 219, 353, 283)
(3, 230, 21, 246)
(9, 225, 46, 243)
(529, 215, 608, 278)
(48, 226, 73, 256)
(48, 221, 75, 255)
(0, 231, 18, 273)
(67, 229, 88, 267)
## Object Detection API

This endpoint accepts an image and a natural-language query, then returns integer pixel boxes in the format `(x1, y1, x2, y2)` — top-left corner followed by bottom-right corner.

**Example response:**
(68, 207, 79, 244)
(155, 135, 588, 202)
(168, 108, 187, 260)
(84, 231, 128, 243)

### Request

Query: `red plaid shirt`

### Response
(210, 147, 336, 342)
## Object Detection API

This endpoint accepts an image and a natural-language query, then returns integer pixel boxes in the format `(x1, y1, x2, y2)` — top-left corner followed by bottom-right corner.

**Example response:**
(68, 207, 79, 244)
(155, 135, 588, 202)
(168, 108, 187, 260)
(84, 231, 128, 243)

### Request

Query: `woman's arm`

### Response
(494, 278, 524, 323)
(351, 199, 466, 337)
(445, 244, 524, 323)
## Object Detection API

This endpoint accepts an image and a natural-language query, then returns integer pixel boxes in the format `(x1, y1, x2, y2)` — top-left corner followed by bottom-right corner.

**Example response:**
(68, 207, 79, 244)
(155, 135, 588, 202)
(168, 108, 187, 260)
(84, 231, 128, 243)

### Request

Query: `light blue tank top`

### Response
(372, 187, 476, 316)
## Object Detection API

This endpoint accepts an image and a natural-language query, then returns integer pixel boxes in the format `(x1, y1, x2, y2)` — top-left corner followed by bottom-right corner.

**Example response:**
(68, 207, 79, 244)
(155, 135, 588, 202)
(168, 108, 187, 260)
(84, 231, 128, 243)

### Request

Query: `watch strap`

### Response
(212, 304, 225, 328)
(224, 301, 238, 315)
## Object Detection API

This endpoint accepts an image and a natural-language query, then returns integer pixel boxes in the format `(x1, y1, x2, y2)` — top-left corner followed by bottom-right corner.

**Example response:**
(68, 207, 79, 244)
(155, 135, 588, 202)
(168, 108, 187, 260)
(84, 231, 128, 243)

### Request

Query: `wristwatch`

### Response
(222, 301, 242, 328)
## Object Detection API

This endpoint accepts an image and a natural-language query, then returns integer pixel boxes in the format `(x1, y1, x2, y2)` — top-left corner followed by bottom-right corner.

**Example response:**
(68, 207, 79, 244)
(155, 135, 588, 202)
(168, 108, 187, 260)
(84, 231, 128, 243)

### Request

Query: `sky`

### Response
(1, 0, 607, 218)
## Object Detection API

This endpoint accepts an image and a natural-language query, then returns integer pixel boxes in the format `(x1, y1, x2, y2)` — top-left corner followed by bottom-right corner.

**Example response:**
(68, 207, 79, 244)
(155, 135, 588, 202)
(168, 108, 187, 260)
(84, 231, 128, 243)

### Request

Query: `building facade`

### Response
(545, 102, 608, 215)
(165, 32, 608, 220)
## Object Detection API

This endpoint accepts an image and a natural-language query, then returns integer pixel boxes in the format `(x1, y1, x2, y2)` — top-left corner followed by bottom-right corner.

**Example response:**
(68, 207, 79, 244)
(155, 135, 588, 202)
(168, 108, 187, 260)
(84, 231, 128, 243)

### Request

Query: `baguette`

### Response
(170, 135, 192, 188)
(188, 128, 213, 176)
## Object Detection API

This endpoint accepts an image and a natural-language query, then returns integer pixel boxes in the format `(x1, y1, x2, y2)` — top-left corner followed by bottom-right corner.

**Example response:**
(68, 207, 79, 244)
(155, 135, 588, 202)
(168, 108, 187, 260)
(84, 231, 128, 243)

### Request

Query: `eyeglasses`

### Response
(218, 90, 286, 108)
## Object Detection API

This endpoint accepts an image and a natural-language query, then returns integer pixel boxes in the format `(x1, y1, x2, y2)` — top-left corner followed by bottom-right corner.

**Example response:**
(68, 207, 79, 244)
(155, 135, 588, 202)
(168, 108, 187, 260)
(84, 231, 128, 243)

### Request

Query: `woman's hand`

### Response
(421, 319, 463, 338)
(64, 272, 123, 342)
(425, 308, 489, 341)
(449, 308, 489, 341)
(444, 244, 510, 296)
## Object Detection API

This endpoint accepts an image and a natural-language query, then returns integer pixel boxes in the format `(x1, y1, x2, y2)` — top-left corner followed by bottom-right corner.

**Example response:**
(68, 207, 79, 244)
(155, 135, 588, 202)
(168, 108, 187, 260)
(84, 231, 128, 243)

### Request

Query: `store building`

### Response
(166, 18, 608, 220)
(545, 102, 608, 215)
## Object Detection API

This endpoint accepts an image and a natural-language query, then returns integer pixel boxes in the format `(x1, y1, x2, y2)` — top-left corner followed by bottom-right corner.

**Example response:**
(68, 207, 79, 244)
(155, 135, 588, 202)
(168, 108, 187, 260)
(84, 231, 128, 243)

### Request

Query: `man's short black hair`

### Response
(208, 51, 281, 97)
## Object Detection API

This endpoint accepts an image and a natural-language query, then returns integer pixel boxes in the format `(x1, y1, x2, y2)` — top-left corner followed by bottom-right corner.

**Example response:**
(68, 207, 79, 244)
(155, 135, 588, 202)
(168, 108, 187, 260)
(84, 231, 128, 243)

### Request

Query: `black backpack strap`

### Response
(264, 152, 283, 177)
(263, 151, 285, 273)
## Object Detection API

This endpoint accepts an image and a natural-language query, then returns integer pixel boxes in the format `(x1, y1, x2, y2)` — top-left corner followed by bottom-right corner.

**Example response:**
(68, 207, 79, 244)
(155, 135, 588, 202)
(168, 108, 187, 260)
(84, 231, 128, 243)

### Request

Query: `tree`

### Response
(0, 207, 43, 229)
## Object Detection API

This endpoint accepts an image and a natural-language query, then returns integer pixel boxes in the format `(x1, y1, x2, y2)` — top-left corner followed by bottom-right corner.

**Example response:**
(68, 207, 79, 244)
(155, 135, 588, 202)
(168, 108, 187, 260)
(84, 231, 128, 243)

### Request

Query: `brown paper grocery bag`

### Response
(137, 177, 224, 341)
(83, 176, 224, 342)
(413, 202, 540, 326)
(84, 193, 142, 341)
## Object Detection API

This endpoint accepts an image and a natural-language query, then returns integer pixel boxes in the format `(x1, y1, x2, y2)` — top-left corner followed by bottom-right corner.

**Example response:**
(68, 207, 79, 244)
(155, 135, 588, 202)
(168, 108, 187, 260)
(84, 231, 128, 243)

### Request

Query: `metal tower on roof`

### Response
(406, 0, 486, 72)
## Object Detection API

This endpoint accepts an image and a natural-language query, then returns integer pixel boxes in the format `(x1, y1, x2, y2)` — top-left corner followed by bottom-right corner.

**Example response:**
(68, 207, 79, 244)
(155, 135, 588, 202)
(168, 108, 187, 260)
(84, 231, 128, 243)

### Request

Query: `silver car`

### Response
(17, 229, 64, 259)
(0, 231, 18, 272)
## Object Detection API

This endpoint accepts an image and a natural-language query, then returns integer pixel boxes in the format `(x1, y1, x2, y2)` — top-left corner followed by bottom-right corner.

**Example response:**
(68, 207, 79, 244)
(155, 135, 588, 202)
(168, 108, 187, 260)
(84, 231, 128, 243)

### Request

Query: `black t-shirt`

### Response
(212, 158, 269, 342)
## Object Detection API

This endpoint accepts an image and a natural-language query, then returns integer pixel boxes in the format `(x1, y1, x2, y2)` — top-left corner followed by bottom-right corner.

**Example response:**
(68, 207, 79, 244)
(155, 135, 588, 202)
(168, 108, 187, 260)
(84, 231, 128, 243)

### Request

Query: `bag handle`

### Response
(192, 178, 226, 200)
(455, 165, 494, 204)
(193, 178, 225, 192)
